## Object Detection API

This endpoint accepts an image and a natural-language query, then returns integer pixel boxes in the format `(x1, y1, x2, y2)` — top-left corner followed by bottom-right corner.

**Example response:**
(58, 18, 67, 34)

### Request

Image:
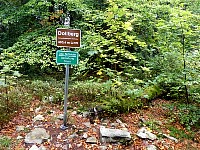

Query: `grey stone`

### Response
(57, 133, 62, 139)
(39, 146, 47, 150)
(29, 145, 39, 150)
(77, 143, 82, 148)
(57, 114, 64, 120)
(71, 111, 77, 115)
(137, 127, 157, 140)
(102, 119, 109, 124)
(48, 96, 54, 102)
(162, 134, 178, 143)
(17, 136, 24, 140)
(82, 112, 90, 118)
(77, 129, 85, 134)
(33, 115, 44, 122)
(35, 107, 41, 114)
(156, 121, 163, 126)
(139, 118, 146, 123)
(55, 144, 62, 148)
(82, 133, 88, 139)
(16, 126, 25, 132)
(100, 126, 131, 144)
(86, 136, 98, 144)
(101, 122, 108, 126)
(121, 127, 128, 131)
(110, 123, 119, 128)
(72, 124, 77, 129)
(116, 119, 126, 127)
(116, 119, 123, 124)
(92, 128, 97, 132)
(99, 145, 107, 150)
(68, 133, 78, 139)
(101, 137, 117, 143)
(146, 145, 157, 150)
(62, 145, 68, 150)
(25, 128, 50, 144)
(100, 127, 131, 138)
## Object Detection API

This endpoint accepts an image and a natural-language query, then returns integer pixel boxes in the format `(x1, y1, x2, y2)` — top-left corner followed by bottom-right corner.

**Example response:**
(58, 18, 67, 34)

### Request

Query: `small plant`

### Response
(0, 136, 12, 149)
(168, 126, 195, 140)
(142, 119, 160, 131)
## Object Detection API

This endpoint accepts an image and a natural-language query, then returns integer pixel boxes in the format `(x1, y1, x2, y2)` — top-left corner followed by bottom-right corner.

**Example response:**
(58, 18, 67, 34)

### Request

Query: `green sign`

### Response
(56, 50, 79, 65)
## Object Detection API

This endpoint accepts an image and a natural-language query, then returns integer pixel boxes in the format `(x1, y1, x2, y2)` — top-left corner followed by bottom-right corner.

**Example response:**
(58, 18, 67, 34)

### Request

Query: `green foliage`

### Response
(168, 126, 195, 140)
(0, 81, 32, 128)
(25, 78, 64, 104)
(141, 119, 161, 131)
(0, 136, 12, 149)
(0, 78, 64, 128)
(177, 104, 200, 130)
(70, 79, 145, 114)
(166, 103, 200, 130)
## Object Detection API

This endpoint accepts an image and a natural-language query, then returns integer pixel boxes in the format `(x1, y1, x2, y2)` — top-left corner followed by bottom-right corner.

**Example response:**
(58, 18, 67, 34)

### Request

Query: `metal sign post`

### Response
(56, 49, 79, 130)
(61, 54, 70, 130)
(56, 13, 81, 130)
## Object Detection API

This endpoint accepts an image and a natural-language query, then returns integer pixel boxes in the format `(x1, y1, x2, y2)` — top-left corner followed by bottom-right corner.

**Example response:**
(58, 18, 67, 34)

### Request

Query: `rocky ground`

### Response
(0, 99, 199, 150)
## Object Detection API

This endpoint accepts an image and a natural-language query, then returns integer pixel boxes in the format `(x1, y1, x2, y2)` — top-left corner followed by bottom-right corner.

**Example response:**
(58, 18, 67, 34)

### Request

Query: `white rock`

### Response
(16, 126, 25, 132)
(25, 128, 50, 144)
(137, 127, 157, 140)
(17, 136, 24, 140)
(33, 115, 44, 122)
(162, 134, 178, 143)
(39, 146, 47, 150)
(86, 136, 98, 144)
(57, 133, 62, 139)
(82, 112, 90, 118)
(116, 119, 123, 124)
(147, 145, 157, 150)
(100, 127, 131, 138)
(99, 146, 107, 150)
(77, 143, 82, 147)
(116, 119, 126, 127)
(29, 145, 39, 150)
(57, 114, 64, 120)
(35, 107, 41, 113)
(83, 133, 88, 139)
(71, 111, 77, 115)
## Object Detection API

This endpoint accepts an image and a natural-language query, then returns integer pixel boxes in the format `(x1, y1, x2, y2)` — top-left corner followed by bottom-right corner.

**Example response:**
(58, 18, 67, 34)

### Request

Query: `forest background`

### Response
(0, 0, 199, 137)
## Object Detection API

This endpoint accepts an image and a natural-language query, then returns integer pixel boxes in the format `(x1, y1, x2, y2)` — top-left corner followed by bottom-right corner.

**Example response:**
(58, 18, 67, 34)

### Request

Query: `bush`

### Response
(166, 103, 200, 130)
(69, 79, 149, 114)
(0, 82, 32, 129)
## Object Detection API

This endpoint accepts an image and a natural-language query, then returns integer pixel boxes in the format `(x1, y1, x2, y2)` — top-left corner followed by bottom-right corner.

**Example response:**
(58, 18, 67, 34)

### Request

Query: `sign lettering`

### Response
(56, 29, 81, 48)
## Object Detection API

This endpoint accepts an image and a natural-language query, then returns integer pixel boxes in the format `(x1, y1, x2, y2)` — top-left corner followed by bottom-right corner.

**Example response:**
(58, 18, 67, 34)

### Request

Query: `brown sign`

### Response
(56, 28, 81, 48)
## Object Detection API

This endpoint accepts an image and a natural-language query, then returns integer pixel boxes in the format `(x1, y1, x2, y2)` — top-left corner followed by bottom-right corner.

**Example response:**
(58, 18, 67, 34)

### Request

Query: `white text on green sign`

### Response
(56, 50, 79, 65)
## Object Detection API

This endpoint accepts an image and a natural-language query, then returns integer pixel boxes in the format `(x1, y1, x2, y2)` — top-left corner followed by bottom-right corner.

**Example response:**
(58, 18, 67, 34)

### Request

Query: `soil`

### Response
(0, 99, 199, 150)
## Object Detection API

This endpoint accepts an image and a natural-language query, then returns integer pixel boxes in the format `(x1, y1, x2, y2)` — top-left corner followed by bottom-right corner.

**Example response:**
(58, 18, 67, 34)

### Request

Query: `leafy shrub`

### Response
(0, 83, 32, 129)
(166, 103, 200, 130)
(24, 78, 64, 104)
(69, 79, 146, 114)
